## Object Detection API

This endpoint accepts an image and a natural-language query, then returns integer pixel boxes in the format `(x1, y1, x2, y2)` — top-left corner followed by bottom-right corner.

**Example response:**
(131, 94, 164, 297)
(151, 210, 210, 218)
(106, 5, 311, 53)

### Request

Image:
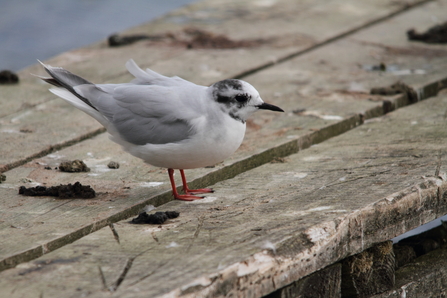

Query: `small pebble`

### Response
(107, 161, 120, 169)
(59, 160, 90, 172)
(0, 70, 19, 84)
(131, 211, 180, 224)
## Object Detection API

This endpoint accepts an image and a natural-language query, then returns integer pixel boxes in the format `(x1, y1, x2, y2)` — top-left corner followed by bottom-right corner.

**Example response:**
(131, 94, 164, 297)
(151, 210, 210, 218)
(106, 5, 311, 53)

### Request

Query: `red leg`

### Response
(180, 169, 214, 195)
(167, 169, 204, 201)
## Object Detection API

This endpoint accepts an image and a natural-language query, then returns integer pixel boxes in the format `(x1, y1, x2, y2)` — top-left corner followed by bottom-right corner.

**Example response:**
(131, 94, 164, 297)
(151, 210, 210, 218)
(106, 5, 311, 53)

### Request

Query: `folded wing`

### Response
(40, 60, 204, 146)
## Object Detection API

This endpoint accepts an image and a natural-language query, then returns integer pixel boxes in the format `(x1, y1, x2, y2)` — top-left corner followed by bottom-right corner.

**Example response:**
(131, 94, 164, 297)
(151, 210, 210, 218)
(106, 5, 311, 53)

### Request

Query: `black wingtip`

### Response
(36, 59, 99, 111)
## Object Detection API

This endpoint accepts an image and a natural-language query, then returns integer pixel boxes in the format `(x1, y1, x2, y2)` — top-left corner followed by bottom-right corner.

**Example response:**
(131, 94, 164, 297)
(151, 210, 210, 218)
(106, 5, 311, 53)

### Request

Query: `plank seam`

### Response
(235, 0, 435, 79)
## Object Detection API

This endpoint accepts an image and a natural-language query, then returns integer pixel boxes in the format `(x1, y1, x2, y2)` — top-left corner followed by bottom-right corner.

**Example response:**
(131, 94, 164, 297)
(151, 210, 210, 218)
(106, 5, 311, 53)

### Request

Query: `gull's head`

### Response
(209, 79, 283, 123)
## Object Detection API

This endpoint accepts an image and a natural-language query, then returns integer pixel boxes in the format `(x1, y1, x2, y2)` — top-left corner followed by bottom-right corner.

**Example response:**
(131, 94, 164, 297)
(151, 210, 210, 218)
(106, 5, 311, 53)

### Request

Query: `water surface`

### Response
(0, 0, 195, 71)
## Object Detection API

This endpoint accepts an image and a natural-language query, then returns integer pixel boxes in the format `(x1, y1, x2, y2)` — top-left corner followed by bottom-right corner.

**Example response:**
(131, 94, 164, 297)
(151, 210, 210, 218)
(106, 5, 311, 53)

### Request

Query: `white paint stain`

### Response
(306, 226, 331, 243)
(1, 129, 20, 133)
(47, 154, 64, 159)
(294, 172, 308, 179)
(320, 115, 344, 121)
(11, 111, 32, 124)
(400, 282, 415, 298)
(303, 156, 320, 161)
(142, 205, 156, 212)
(309, 206, 332, 212)
(166, 242, 179, 248)
(180, 277, 212, 293)
(254, 0, 277, 7)
(392, 69, 425, 76)
(298, 110, 343, 121)
(261, 240, 276, 254)
(140, 182, 164, 187)
(191, 196, 217, 203)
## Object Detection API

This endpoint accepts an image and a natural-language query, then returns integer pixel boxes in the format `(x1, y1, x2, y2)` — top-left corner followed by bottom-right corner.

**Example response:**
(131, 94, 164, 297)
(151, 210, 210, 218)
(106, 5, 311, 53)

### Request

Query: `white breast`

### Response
(113, 114, 246, 169)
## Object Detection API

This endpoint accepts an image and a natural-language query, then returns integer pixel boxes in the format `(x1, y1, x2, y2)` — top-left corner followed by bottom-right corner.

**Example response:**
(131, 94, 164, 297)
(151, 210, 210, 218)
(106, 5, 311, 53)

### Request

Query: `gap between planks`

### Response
(234, 0, 435, 79)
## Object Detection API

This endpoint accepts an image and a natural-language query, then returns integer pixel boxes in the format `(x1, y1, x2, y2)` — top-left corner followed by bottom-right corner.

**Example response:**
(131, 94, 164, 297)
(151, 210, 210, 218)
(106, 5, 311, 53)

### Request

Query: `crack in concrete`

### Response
(109, 257, 135, 292)
(435, 151, 442, 177)
(187, 216, 205, 252)
(234, 0, 435, 80)
(151, 231, 159, 244)
(109, 223, 120, 244)
(320, 170, 391, 189)
(98, 265, 107, 290)
(127, 262, 167, 288)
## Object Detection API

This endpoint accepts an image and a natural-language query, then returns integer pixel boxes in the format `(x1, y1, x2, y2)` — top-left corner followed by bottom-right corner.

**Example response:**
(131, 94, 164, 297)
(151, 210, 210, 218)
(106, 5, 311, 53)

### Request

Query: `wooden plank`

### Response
(341, 241, 395, 297)
(2, 0, 447, 273)
(0, 0, 432, 170)
(2, 88, 447, 297)
(371, 248, 447, 298)
(264, 264, 342, 298)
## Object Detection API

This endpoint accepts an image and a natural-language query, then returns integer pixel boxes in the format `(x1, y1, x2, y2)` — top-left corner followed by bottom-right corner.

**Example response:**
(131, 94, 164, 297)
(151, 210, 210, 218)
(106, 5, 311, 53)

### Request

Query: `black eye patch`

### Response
(235, 94, 249, 103)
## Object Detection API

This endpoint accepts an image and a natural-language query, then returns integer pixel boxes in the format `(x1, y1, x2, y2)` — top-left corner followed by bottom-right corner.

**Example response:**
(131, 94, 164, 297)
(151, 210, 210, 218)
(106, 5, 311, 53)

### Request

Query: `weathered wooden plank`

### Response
(134, 0, 433, 82)
(264, 264, 342, 298)
(341, 241, 395, 297)
(2, 0, 447, 273)
(2, 88, 447, 297)
(0, 0, 433, 170)
(371, 248, 447, 298)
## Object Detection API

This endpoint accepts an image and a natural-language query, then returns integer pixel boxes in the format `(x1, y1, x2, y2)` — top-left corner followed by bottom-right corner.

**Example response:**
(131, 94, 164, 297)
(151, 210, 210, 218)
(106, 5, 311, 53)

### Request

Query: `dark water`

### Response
(0, 0, 195, 71)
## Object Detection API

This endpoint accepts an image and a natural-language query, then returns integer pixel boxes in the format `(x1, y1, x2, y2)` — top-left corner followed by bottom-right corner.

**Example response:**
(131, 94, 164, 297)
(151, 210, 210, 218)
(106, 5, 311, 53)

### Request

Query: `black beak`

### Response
(257, 102, 284, 112)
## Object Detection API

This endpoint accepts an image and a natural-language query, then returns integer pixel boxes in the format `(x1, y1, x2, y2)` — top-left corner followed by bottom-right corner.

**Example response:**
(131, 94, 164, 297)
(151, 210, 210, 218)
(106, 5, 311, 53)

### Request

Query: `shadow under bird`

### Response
(38, 59, 284, 200)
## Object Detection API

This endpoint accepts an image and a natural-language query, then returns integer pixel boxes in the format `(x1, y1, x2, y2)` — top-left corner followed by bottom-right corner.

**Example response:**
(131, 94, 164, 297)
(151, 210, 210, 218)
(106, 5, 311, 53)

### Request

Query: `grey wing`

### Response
(74, 84, 201, 145)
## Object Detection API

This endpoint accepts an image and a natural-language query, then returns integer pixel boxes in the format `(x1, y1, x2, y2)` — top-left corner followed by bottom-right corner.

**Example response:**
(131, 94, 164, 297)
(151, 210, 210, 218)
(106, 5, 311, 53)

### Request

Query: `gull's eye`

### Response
(235, 94, 249, 103)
